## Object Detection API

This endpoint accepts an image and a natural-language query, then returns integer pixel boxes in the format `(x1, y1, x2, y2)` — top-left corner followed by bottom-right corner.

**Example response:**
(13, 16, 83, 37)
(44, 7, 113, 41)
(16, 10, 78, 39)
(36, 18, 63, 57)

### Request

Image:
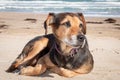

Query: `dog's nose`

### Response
(77, 35, 84, 42)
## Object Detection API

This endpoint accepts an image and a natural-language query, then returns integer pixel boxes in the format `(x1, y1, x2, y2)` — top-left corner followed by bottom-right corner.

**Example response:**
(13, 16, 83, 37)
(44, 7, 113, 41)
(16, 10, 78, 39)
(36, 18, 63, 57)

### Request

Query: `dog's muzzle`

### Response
(62, 34, 86, 48)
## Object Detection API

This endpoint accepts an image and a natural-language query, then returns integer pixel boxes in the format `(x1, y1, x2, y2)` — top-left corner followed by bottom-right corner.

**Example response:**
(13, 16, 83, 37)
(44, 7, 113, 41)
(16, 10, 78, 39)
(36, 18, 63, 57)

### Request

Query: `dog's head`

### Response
(44, 13, 86, 47)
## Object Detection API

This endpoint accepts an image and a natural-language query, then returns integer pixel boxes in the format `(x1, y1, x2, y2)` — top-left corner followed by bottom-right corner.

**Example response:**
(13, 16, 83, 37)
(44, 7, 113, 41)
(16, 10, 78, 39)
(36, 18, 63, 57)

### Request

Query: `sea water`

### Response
(0, 0, 120, 17)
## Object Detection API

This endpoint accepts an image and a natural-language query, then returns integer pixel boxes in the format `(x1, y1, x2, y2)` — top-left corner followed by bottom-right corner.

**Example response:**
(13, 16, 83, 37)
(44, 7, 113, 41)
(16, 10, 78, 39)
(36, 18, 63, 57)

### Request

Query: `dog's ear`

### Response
(44, 13, 55, 35)
(77, 13, 86, 34)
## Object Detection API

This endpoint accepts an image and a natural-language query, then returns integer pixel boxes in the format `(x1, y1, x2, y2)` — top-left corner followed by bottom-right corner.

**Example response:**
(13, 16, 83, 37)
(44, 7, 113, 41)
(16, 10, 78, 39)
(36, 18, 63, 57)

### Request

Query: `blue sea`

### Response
(0, 0, 120, 17)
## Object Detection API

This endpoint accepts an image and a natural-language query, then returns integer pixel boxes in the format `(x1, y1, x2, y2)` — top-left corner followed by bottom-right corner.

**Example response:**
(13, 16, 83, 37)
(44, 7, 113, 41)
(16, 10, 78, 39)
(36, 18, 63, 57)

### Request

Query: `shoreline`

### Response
(1, 11, 120, 18)
(0, 12, 120, 80)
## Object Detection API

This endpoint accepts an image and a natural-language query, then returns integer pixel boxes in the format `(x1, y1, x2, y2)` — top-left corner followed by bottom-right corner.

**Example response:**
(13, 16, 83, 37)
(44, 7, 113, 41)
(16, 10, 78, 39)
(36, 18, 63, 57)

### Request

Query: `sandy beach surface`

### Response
(0, 12, 120, 80)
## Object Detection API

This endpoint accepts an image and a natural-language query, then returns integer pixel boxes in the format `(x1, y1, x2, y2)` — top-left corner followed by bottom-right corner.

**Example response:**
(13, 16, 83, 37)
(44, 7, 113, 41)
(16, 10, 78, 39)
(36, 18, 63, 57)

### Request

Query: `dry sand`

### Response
(0, 12, 120, 80)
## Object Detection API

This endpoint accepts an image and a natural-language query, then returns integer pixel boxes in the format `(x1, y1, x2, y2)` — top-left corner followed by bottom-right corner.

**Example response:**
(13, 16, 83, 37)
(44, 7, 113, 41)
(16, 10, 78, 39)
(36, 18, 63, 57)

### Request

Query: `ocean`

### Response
(0, 0, 120, 17)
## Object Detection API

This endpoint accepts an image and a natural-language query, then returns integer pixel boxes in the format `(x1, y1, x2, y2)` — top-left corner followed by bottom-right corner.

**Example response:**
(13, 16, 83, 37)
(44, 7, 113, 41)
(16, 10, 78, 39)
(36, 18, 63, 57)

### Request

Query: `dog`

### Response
(6, 12, 94, 77)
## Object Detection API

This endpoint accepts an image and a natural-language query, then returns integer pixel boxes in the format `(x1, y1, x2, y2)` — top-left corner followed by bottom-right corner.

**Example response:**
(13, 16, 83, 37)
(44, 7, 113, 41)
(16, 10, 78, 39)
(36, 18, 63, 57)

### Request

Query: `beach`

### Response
(0, 12, 120, 80)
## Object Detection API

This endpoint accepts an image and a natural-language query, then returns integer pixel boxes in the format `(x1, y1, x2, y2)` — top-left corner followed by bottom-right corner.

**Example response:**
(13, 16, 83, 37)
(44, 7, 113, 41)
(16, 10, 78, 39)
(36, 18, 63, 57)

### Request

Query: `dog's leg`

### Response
(20, 64, 46, 76)
(50, 67, 78, 77)
(73, 61, 93, 74)
(6, 38, 48, 72)
(20, 57, 47, 76)
(14, 38, 48, 68)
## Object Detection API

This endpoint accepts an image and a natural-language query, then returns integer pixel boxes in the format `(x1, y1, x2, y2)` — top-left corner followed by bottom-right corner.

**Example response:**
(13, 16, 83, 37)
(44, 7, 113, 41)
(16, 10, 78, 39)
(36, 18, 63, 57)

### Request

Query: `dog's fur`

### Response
(6, 13, 94, 77)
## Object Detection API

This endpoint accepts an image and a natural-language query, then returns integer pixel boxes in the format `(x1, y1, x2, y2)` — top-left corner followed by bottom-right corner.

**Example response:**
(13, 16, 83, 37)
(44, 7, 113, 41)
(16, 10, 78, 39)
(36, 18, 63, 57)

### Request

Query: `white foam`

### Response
(0, 1, 119, 17)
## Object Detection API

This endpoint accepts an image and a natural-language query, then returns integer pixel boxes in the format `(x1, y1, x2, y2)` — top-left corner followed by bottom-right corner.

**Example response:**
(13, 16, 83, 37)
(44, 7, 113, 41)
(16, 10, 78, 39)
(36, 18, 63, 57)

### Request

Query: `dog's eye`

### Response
(62, 21, 71, 27)
(79, 23, 83, 28)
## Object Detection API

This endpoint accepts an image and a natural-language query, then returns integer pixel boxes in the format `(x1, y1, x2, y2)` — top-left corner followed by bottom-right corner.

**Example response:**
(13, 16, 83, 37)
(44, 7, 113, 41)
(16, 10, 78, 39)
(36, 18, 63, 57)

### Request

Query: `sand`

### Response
(0, 12, 120, 80)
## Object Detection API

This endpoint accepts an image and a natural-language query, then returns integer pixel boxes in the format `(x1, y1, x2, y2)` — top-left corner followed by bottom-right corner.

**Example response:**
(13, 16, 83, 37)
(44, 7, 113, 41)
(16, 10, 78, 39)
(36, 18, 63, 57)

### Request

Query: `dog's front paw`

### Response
(19, 68, 27, 75)
(60, 68, 78, 77)
(19, 66, 33, 75)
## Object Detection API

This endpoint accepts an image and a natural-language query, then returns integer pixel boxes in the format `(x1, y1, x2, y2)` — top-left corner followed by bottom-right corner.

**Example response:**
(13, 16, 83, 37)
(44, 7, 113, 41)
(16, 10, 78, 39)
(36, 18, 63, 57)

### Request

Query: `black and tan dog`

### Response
(6, 13, 94, 77)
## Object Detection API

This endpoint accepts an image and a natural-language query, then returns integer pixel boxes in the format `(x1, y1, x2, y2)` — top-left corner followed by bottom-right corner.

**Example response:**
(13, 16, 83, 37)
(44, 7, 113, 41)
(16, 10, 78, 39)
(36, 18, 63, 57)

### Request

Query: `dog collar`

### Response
(54, 43, 78, 57)
(54, 39, 86, 57)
